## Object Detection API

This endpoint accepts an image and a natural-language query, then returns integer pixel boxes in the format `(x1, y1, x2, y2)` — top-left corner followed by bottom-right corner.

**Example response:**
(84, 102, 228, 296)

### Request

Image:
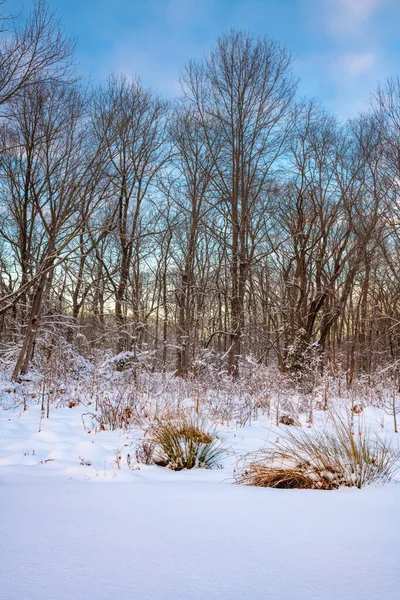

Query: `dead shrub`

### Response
(84, 394, 140, 431)
(236, 411, 400, 489)
(135, 439, 156, 465)
(146, 414, 226, 470)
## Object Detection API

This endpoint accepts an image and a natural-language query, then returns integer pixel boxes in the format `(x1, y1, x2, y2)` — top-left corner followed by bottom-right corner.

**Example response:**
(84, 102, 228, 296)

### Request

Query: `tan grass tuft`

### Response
(236, 410, 400, 489)
(145, 413, 226, 470)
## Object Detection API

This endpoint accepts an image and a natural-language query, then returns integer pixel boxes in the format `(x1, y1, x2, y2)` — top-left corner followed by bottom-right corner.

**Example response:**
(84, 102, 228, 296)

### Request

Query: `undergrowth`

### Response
(236, 411, 400, 489)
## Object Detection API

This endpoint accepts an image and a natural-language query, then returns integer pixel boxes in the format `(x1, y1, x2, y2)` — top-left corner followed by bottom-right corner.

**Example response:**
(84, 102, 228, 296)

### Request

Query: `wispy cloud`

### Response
(326, 0, 385, 36)
(164, 0, 207, 26)
(339, 51, 376, 76)
(300, 0, 393, 117)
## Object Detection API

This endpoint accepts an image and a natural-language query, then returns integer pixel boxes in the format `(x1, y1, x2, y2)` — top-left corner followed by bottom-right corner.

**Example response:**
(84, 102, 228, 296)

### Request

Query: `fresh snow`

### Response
(1, 401, 399, 599)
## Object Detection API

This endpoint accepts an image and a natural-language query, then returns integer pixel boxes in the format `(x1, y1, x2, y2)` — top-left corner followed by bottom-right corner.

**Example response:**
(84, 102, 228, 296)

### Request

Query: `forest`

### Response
(1, 1, 400, 389)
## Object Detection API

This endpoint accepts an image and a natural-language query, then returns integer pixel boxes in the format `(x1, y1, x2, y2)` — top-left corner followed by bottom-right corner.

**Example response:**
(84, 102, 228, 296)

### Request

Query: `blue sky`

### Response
(13, 0, 400, 118)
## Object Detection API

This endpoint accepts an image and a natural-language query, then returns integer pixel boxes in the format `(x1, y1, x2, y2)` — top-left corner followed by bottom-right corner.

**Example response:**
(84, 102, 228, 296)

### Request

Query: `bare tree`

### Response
(0, 0, 74, 108)
(168, 108, 216, 376)
(0, 81, 106, 379)
(268, 102, 383, 376)
(92, 74, 170, 352)
(181, 30, 296, 375)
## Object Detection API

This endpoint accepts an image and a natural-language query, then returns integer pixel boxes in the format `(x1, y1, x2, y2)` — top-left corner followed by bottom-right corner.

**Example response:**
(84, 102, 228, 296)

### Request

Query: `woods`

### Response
(1, 5, 400, 599)
(1, 2, 400, 386)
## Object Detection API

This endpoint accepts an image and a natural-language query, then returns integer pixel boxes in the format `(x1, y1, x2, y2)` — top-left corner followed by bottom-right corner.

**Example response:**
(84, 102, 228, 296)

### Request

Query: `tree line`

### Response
(1, 1, 400, 383)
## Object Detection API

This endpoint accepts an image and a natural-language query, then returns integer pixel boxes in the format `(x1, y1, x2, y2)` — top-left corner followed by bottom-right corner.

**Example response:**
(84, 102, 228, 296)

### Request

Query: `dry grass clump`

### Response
(237, 456, 342, 489)
(145, 414, 226, 470)
(236, 411, 400, 490)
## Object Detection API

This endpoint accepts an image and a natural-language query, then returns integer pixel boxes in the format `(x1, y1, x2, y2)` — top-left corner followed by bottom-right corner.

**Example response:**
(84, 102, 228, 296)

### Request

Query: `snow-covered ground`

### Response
(2, 478, 399, 600)
(1, 393, 399, 599)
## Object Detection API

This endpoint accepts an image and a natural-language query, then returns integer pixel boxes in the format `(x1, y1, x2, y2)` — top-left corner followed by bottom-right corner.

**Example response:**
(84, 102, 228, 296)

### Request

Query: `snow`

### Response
(2, 479, 399, 600)
(1, 400, 399, 599)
